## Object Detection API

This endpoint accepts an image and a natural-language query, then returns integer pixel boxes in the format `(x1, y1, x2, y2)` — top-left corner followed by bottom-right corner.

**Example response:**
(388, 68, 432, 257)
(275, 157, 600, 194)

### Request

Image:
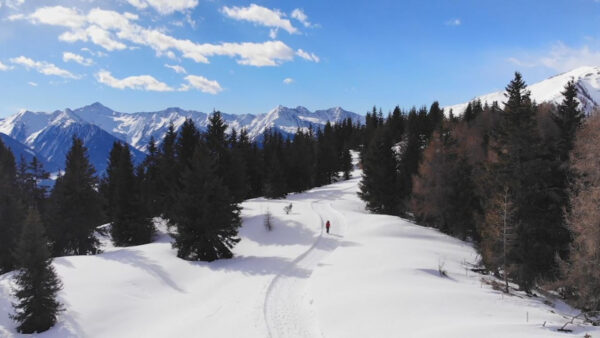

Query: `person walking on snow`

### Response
(326, 220, 331, 234)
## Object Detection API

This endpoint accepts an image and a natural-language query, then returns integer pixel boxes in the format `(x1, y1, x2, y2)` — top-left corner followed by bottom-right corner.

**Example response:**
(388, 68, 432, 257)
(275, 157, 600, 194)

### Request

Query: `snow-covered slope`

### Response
(1, 154, 597, 338)
(0, 133, 54, 171)
(446, 66, 600, 115)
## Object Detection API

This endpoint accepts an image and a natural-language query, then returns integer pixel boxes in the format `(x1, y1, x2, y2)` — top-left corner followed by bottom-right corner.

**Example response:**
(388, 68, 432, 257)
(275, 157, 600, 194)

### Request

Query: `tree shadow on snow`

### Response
(240, 214, 317, 247)
(194, 255, 312, 279)
(98, 249, 186, 293)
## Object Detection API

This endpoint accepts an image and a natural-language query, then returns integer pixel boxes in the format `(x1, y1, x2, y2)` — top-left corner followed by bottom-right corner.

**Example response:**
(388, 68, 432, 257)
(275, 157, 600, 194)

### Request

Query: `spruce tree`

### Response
(106, 142, 154, 246)
(0, 138, 24, 273)
(206, 112, 248, 202)
(358, 127, 399, 215)
(47, 137, 103, 256)
(11, 207, 62, 334)
(490, 72, 568, 290)
(172, 142, 241, 261)
(156, 123, 178, 219)
(554, 79, 584, 162)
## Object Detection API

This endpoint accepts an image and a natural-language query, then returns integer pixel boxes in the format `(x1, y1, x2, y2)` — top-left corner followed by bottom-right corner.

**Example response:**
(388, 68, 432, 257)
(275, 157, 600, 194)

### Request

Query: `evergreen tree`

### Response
(358, 127, 399, 214)
(206, 112, 248, 202)
(340, 146, 353, 180)
(553, 79, 584, 162)
(171, 142, 241, 261)
(46, 137, 103, 256)
(315, 122, 338, 185)
(0, 138, 24, 273)
(16, 156, 49, 213)
(11, 207, 62, 334)
(156, 123, 178, 219)
(106, 142, 154, 246)
(140, 136, 160, 213)
(490, 72, 568, 290)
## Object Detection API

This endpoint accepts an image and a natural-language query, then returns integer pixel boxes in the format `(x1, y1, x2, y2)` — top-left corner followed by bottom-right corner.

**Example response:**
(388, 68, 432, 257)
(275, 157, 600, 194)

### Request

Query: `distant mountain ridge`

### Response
(445, 66, 600, 115)
(0, 103, 364, 173)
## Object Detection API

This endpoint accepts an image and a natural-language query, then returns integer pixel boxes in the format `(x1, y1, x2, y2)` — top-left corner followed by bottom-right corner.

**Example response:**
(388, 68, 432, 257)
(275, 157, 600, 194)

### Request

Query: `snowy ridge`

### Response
(0, 103, 362, 173)
(445, 66, 600, 115)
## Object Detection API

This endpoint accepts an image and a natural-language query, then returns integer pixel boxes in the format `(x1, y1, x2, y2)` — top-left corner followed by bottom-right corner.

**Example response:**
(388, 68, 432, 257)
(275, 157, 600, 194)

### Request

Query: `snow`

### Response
(445, 65, 600, 115)
(1, 153, 598, 337)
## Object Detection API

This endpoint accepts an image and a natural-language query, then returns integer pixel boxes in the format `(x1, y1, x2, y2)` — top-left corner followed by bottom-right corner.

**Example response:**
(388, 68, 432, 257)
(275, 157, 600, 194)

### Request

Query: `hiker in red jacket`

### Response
(326, 220, 331, 234)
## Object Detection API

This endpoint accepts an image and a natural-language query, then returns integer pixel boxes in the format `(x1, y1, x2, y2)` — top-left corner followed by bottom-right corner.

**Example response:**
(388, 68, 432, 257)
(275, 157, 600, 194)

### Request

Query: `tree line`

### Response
(359, 72, 600, 312)
(0, 112, 361, 333)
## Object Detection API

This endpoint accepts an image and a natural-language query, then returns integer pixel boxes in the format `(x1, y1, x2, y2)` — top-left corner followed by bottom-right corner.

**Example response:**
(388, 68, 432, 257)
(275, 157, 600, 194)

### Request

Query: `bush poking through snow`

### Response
(265, 209, 273, 231)
(438, 259, 448, 278)
(283, 203, 293, 215)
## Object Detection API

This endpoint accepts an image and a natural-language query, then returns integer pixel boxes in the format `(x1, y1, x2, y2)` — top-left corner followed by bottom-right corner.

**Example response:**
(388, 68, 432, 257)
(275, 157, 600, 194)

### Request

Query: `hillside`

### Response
(0, 155, 597, 338)
(446, 66, 600, 115)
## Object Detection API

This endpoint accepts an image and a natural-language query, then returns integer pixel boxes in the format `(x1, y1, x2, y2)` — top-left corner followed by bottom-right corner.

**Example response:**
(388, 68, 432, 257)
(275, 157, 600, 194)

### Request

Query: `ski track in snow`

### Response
(264, 200, 346, 338)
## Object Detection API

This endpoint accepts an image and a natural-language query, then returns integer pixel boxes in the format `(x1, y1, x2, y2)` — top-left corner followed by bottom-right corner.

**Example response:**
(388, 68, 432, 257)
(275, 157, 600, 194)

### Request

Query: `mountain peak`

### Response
(445, 65, 600, 115)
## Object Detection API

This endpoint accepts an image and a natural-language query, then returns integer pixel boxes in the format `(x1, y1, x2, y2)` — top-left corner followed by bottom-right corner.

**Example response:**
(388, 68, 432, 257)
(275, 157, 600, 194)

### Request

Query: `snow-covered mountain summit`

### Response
(445, 66, 600, 115)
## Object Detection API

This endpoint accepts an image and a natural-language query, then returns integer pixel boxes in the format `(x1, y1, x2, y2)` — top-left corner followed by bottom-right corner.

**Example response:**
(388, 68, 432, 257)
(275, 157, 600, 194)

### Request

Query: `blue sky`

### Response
(1, 0, 600, 117)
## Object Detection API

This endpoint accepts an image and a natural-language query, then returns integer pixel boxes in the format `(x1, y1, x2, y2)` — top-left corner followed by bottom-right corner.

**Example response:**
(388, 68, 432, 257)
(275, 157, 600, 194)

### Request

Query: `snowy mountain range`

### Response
(0, 103, 364, 173)
(445, 65, 600, 115)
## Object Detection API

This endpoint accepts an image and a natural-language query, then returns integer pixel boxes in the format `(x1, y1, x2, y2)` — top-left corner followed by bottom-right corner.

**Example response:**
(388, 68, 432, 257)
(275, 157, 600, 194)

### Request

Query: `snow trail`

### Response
(264, 200, 346, 338)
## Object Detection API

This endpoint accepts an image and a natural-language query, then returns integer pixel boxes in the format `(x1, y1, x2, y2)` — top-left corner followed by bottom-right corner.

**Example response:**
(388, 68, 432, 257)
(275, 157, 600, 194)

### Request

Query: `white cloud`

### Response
(18, 6, 297, 67)
(96, 70, 173, 91)
(180, 75, 223, 94)
(296, 49, 320, 62)
(28, 81, 37, 87)
(165, 63, 187, 74)
(222, 4, 298, 34)
(283, 77, 293, 84)
(5, 0, 25, 10)
(445, 18, 461, 26)
(291, 9, 312, 28)
(10, 56, 78, 78)
(28, 6, 87, 29)
(126, 0, 198, 15)
(508, 41, 600, 72)
(63, 52, 93, 66)
(0, 61, 11, 71)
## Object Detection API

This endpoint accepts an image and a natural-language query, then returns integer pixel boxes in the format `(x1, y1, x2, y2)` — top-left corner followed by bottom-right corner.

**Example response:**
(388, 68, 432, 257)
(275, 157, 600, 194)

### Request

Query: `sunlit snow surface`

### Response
(446, 65, 600, 115)
(1, 153, 598, 337)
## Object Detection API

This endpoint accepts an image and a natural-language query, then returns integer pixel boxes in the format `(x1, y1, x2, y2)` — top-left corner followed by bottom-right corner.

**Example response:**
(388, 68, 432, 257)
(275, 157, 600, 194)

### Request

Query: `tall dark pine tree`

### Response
(553, 79, 584, 162)
(11, 207, 62, 334)
(140, 136, 160, 213)
(156, 123, 178, 219)
(16, 156, 49, 214)
(171, 142, 241, 261)
(491, 72, 568, 290)
(106, 142, 154, 246)
(0, 138, 24, 273)
(358, 127, 399, 215)
(206, 111, 248, 203)
(47, 137, 103, 256)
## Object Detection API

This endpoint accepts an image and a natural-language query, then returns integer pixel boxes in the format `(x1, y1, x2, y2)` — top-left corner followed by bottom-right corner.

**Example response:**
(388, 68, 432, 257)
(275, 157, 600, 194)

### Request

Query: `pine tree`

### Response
(554, 79, 584, 162)
(11, 207, 62, 334)
(207, 112, 248, 202)
(358, 127, 399, 214)
(106, 142, 154, 246)
(171, 142, 241, 261)
(0, 138, 24, 273)
(46, 137, 103, 256)
(156, 123, 178, 219)
(489, 72, 568, 290)
(340, 146, 353, 180)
